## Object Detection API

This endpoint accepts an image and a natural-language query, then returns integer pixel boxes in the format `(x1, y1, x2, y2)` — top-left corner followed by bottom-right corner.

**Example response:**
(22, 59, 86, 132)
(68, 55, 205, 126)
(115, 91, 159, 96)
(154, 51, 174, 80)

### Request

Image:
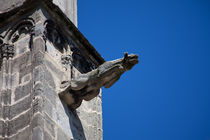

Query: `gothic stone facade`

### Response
(0, 0, 104, 139)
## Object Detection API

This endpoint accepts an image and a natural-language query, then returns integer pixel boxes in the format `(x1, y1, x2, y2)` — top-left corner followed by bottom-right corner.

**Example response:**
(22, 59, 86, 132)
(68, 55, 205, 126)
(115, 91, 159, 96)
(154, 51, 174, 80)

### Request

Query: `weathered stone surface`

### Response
(11, 52, 31, 73)
(14, 81, 32, 101)
(0, 120, 5, 136)
(0, 0, 26, 14)
(32, 52, 44, 67)
(43, 83, 56, 106)
(19, 65, 32, 83)
(33, 66, 45, 84)
(31, 113, 44, 129)
(44, 114, 55, 137)
(8, 109, 31, 135)
(43, 69, 56, 89)
(57, 127, 74, 140)
(1, 90, 11, 105)
(33, 37, 46, 54)
(0, 0, 77, 26)
(52, 100, 74, 139)
(32, 97, 43, 114)
(33, 67, 56, 90)
(44, 58, 64, 79)
(33, 82, 44, 97)
(44, 131, 53, 140)
(43, 98, 53, 118)
(3, 105, 9, 119)
(9, 95, 32, 119)
(10, 126, 30, 140)
(31, 127, 43, 140)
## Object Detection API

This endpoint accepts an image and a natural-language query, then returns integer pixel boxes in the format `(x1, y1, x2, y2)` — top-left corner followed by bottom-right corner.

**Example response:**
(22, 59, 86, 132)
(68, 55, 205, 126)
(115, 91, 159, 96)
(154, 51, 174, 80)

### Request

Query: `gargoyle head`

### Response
(122, 52, 139, 71)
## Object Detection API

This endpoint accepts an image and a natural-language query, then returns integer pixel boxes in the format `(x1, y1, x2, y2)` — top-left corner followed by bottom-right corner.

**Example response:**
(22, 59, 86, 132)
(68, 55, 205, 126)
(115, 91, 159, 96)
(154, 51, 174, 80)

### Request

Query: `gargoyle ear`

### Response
(124, 52, 128, 59)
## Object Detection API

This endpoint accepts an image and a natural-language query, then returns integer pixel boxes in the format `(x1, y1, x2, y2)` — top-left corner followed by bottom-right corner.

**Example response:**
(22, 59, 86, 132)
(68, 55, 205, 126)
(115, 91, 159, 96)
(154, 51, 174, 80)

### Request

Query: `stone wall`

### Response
(0, 3, 103, 140)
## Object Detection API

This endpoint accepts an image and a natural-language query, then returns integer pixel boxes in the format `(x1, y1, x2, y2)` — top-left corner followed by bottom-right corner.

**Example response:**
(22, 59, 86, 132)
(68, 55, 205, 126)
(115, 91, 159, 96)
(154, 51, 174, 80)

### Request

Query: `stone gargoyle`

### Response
(59, 53, 139, 109)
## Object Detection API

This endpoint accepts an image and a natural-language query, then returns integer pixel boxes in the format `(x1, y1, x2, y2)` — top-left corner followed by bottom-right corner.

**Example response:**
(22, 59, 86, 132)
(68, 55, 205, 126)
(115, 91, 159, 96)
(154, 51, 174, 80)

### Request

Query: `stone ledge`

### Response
(0, 0, 105, 66)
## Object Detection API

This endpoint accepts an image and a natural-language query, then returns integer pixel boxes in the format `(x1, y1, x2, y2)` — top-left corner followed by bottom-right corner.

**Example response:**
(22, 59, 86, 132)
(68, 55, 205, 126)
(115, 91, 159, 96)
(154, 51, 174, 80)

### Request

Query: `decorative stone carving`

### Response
(61, 54, 72, 65)
(44, 20, 67, 53)
(0, 18, 35, 70)
(0, 43, 15, 59)
(7, 18, 35, 44)
(59, 53, 139, 109)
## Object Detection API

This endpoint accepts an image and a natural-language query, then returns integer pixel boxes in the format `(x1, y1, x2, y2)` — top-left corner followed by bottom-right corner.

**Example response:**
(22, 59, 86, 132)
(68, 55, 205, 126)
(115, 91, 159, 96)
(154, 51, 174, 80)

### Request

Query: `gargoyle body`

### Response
(59, 53, 139, 109)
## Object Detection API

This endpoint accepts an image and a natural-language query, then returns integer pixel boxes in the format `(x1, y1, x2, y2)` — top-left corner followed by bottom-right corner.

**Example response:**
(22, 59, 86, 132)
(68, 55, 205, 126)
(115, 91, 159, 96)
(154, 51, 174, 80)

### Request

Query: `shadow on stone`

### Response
(61, 100, 86, 140)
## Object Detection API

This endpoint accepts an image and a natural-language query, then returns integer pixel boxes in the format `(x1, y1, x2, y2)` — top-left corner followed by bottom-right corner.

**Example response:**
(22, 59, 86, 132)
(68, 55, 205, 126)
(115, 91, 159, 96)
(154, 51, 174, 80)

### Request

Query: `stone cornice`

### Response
(0, 0, 105, 66)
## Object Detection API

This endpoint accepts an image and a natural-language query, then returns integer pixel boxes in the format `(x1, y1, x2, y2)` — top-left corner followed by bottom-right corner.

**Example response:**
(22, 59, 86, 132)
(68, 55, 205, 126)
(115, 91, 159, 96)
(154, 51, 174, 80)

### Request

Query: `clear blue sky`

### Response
(78, 0, 210, 140)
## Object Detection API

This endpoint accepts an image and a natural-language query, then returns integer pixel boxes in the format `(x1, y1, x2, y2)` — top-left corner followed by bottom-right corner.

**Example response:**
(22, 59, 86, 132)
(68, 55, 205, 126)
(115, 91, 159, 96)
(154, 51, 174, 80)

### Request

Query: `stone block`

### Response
(52, 101, 74, 139)
(42, 83, 56, 106)
(11, 51, 31, 73)
(31, 127, 43, 140)
(0, 120, 5, 136)
(19, 64, 32, 83)
(33, 66, 56, 89)
(1, 90, 11, 105)
(43, 98, 53, 118)
(44, 69, 55, 89)
(3, 106, 9, 119)
(57, 127, 73, 140)
(9, 126, 30, 140)
(33, 66, 45, 84)
(44, 131, 53, 140)
(32, 51, 44, 67)
(34, 66, 56, 89)
(1, 74, 7, 90)
(10, 95, 32, 119)
(44, 58, 64, 78)
(8, 109, 31, 135)
(21, 73, 31, 83)
(33, 37, 45, 53)
(14, 81, 32, 101)
(44, 114, 55, 137)
(11, 73, 18, 87)
(31, 113, 44, 129)
(15, 37, 30, 55)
